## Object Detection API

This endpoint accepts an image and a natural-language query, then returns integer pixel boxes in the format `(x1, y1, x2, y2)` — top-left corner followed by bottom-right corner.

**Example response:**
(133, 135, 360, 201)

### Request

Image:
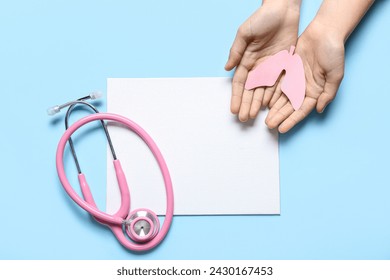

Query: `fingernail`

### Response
(320, 103, 329, 113)
(265, 117, 272, 128)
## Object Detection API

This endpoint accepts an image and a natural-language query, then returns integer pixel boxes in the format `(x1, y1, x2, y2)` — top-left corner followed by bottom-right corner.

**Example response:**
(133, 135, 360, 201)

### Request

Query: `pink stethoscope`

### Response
(48, 93, 174, 251)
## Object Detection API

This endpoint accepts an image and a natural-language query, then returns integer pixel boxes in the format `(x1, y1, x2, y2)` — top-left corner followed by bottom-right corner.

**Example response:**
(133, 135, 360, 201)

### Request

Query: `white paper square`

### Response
(106, 77, 279, 215)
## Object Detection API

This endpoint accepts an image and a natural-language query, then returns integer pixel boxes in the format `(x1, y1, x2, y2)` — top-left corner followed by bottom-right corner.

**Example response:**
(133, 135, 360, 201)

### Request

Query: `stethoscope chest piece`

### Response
(125, 209, 160, 243)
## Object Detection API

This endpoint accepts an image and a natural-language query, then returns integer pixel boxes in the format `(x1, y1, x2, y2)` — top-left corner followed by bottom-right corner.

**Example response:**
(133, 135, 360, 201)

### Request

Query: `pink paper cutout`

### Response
(245, 46, 305, 110)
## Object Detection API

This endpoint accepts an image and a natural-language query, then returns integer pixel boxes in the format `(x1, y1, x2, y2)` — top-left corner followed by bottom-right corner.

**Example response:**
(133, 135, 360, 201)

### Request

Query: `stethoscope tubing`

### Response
(56, 112, 174, 251)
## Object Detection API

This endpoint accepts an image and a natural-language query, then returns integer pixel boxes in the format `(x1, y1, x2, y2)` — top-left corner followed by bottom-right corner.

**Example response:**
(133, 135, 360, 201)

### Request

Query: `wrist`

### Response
(313, 0, 375, 43)
(262, 0, 302, 12)
(261, 0, 301, 25)
(313, 13, 350, 44)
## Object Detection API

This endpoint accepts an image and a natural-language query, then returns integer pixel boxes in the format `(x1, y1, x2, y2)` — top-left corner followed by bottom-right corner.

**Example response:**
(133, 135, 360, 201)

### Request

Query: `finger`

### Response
(265, 95, 291, 129)
(316, 78, 343, 113)
(238, 89, 254, 122)
(265, 94, 289, 123)
(278, 97, 317, 133)
(249, 87, 265, 119)
(225, 27, 249, 71)
(230, 65, 249, 114)
(262, 82, 278, 108)
(269, 76, 284, 108)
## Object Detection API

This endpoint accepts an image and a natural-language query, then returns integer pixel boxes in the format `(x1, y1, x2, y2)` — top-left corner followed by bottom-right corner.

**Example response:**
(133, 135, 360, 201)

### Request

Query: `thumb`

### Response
(316, 74, 344, 113)
(225, 26, 249, 71)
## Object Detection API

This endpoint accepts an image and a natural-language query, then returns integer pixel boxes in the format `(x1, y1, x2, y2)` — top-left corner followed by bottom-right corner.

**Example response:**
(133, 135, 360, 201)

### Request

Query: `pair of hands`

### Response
(226, 1, 345, 133)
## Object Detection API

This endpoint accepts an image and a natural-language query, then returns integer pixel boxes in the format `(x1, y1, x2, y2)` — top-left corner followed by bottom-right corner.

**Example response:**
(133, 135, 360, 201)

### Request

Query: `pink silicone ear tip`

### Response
(244, 46, 306, 111)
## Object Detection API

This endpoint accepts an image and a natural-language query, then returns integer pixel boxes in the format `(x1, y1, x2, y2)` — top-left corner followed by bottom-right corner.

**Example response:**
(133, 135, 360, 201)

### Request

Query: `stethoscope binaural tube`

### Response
(64, 101, 118, 174)
(56, 112, 174, 251)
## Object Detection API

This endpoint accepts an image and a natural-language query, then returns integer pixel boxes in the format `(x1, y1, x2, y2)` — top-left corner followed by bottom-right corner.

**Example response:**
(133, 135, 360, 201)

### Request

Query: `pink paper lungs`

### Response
(245, 46, 305, 110)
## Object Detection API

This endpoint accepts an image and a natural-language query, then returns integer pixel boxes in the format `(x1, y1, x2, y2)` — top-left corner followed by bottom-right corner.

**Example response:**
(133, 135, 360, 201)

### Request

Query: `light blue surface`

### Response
(0, 0, 389, 259)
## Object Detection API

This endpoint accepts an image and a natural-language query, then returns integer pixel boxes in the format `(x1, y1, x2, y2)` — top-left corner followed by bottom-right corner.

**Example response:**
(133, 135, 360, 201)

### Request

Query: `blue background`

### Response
(0, 0, 389, 259)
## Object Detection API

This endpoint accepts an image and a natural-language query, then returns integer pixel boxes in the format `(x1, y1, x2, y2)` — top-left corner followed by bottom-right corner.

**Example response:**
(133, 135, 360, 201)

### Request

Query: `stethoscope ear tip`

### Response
(47, 92, 103, 117)
(47, 105, 60, 116)
(90, 91, 103, 100)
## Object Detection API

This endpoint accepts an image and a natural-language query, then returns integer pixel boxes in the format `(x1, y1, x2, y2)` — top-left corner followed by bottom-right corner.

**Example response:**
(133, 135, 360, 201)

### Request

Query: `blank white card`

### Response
(106, 77, 279, 215)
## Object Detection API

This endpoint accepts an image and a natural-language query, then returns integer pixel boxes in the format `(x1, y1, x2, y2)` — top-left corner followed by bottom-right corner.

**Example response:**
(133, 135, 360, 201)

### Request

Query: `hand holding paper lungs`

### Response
(245, 46, 305, 111)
